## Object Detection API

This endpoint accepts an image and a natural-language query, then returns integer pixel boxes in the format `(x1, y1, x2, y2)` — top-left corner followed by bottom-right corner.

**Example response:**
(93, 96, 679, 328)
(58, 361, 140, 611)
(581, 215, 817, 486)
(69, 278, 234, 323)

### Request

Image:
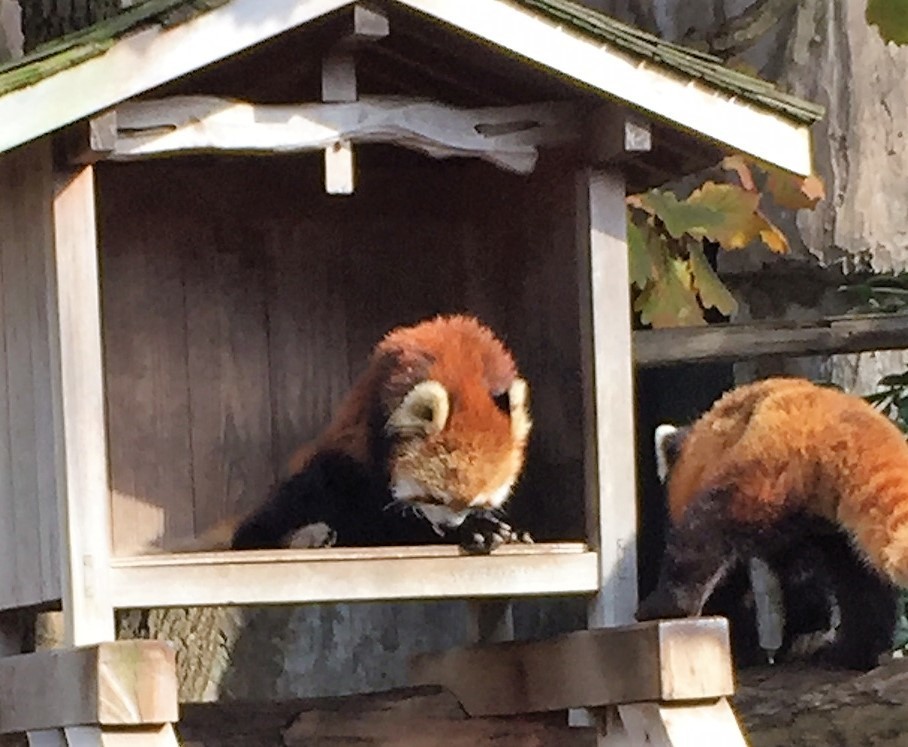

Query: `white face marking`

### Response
(414, 503, 470, 530)
(654, 424, 679, 484)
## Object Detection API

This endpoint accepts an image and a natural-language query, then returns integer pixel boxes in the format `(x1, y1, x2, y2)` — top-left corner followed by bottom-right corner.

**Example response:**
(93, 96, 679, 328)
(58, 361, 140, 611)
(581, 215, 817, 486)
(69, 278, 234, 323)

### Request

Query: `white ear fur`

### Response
(508, 378, 532, 442)
(387, 380, 450, 436)
(654, 424, 679, 484)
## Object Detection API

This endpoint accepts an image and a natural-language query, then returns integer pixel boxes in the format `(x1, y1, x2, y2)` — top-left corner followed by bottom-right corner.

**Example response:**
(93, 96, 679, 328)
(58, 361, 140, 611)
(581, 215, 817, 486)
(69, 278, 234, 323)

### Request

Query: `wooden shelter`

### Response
(0, 0, 821, 744)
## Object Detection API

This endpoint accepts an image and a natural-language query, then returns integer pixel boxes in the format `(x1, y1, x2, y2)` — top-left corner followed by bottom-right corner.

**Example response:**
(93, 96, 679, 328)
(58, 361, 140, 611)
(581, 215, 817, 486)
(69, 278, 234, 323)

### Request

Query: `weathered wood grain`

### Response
(410, 617, 734, 717)
(633, 313, 908, 367)
(50, 164, 115, 644)
(177, 686, 596, 747)
(98, 166, 194, 554)
(182, 192, 274, 534)
(0, 641, 178, 734)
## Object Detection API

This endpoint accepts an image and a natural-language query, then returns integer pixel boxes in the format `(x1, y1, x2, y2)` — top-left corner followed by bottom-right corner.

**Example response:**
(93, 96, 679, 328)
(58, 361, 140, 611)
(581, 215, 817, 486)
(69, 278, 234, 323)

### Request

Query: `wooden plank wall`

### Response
(0, 139, 62, 608)
(97, 151, 586, 554)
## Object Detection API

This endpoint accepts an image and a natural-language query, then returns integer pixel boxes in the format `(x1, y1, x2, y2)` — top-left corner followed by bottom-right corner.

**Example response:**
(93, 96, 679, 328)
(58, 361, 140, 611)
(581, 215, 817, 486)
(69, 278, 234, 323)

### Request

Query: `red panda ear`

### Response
(386, 380, 450, 437)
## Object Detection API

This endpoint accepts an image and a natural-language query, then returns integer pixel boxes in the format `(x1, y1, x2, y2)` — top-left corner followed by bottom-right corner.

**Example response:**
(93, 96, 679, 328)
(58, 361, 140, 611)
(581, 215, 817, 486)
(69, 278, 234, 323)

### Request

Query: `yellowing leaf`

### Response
(634, 255, 706, 328)
(627, 219, 664, 289)
(765, 167, 826, 210)
(757, 214, 790, 253)
(720, 155, 757, 192)
(689, 244, 738, 317)
(686, 182, 762, 249)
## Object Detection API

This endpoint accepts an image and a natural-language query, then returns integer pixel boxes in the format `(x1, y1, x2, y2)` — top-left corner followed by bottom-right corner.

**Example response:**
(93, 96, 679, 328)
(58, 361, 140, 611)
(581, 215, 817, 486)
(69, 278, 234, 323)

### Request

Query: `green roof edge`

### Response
(515, 0, 825, 124)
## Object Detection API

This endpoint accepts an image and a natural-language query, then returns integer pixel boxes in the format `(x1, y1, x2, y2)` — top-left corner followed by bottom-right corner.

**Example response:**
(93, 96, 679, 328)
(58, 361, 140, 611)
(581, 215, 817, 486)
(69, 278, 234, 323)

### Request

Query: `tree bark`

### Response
(734, 660, 908, 747)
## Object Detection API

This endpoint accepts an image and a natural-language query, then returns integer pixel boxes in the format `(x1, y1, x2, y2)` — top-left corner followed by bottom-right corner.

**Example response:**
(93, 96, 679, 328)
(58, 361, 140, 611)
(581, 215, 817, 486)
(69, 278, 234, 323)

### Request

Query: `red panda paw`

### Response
(457, 511, 533, 555)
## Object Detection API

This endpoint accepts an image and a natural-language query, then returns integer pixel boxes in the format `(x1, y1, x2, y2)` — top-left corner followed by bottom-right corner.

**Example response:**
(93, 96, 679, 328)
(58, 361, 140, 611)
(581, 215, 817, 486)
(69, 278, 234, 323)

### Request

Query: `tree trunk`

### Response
(0, 0, 22, 61)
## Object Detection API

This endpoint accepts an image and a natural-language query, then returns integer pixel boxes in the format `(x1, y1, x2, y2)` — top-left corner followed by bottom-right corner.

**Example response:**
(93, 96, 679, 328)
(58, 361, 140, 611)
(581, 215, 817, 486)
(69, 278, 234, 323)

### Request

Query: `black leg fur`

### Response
(637, 488, 741, 620)
(806, 533, 897, 671)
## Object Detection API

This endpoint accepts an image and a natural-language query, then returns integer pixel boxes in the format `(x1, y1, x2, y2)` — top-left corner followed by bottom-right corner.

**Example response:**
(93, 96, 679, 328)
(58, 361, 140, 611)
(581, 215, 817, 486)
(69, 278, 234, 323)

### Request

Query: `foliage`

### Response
(867, 0, 908, 45)
(627, 155, 825, 328)
(839, 272, 908, 314)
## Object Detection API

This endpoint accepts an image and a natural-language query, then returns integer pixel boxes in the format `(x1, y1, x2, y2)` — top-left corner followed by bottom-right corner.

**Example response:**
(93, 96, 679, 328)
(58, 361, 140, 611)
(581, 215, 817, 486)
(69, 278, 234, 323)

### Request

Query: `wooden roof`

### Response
(0, 0, 821, 175)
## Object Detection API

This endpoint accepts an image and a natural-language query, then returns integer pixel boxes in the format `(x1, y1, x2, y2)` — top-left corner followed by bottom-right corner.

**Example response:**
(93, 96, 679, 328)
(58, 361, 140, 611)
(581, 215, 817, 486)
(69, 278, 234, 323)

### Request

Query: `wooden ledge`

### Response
(0, 640, 178, 734)
(109, 543, 599, 608)
(410, 617, 735, 717)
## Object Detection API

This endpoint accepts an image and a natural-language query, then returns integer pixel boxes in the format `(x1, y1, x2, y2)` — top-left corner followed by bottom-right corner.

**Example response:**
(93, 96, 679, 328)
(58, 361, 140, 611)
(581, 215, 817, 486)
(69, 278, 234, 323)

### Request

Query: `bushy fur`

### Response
(641, 378, 902, 670)
(210, 315, 532, 554)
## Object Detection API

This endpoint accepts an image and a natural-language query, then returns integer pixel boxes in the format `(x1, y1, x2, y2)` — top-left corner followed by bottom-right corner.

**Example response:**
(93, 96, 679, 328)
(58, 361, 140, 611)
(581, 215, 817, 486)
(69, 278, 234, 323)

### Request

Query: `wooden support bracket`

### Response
(0, 640, 178, 735)
(59, 113, 117, 166)
(321, 4, 389, 194)
(587, 105, 652, 166)
(410, 617, 735, 717)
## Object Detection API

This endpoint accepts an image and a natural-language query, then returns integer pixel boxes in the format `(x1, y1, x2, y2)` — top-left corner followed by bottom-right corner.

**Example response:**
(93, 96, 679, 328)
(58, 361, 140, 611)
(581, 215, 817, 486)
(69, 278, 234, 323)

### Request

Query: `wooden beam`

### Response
(110, 96, 583, 174)
(409, 617, 734, 717)
(632, 312, 908, 367)
(50, 166, 115, 646)
(588, 105, 652, 165)
(0, 641, 178, 734)
(108, 544, 598, 609)
(59, 113, 118, 166)
(577, 168, 638, 627)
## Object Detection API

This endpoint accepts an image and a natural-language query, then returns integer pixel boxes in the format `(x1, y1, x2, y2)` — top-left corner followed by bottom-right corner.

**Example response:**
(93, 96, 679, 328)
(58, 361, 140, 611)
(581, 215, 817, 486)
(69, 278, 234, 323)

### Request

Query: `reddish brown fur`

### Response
(169, 315, 530, 552)
(667, 377, 908, 586)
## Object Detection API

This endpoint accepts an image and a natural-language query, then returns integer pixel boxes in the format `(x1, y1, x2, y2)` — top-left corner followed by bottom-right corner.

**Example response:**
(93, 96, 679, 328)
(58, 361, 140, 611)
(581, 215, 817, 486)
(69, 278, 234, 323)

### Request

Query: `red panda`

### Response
(179, 314, 533, 555)
(639, 377, 903, 670)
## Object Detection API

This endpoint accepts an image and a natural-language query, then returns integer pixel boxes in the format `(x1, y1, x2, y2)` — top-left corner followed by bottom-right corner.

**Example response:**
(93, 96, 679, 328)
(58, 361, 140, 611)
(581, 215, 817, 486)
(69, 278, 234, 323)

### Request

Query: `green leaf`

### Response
(630, 189, 723, 240)
(867, 0, 908, 44)
(634, 255, 705, 328)
(627, 219, 664, 289)
(689, 244, 738, 317)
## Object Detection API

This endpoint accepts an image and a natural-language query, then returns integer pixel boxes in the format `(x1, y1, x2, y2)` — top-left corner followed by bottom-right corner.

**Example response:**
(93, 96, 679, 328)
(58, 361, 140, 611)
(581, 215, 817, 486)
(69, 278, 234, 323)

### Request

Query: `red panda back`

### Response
(667, 378, 908, 586)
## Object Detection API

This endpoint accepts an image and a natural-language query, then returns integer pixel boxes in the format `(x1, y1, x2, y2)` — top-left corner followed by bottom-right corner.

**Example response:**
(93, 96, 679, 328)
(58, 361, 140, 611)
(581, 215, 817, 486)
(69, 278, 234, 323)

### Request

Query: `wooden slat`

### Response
(99, 167, 194, 554)
(50, 166, 115, 645)
(183, 204, 274, 537)
(2, 148, 43, 609)
(633, 312, 908, 367)
(409, 617, 734, 717)
(0, 641, 178, 734)
(264, 217, 350, 476)
(107, 544, 598, 608)
(0, 140, 64, 610)
(616, 699, 748, 747)
(0, 147, 31, 610)
(576, 168, 638, 627)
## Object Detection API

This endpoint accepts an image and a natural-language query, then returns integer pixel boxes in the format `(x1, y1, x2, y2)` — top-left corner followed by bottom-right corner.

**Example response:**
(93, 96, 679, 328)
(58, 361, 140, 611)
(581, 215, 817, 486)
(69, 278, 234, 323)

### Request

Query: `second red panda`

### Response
(639, 377, 905, 670)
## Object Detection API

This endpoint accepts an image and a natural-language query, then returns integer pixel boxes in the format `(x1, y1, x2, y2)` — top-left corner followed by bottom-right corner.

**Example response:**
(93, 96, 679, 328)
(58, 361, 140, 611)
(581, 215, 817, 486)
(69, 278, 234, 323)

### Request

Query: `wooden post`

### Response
(467, 600, 514, 644)
(0, 641, 180, 747)
(49, 166, 115, 646)
(576, 167, 638, 628)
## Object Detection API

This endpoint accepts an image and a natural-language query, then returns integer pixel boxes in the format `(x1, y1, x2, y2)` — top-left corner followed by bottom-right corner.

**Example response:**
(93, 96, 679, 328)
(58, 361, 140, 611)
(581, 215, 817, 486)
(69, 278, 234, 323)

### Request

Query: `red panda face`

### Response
(378, 316, 532, 529)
